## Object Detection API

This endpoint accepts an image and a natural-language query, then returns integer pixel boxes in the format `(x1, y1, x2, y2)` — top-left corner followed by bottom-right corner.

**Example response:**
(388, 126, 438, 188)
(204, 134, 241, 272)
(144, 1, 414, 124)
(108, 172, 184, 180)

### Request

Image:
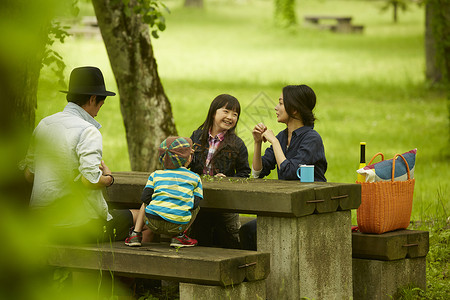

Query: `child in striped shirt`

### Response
(125, 136, 203, 247)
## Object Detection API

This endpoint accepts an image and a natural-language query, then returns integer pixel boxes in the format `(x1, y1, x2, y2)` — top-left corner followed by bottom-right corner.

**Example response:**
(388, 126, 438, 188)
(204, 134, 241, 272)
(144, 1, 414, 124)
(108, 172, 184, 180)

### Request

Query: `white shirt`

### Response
(22, 102, 112, 227)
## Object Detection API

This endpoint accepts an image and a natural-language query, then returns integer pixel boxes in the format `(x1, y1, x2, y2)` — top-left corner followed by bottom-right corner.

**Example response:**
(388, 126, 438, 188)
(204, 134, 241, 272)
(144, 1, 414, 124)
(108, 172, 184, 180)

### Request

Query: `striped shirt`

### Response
(145, 167, 203, 224)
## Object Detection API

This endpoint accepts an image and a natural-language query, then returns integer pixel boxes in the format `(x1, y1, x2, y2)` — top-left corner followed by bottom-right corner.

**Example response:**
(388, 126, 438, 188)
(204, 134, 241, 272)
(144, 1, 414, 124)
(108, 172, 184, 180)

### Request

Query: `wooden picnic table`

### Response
(304, 15, 363, 33)
(107, 172, 361, 299)
(305, 15, 352, 24)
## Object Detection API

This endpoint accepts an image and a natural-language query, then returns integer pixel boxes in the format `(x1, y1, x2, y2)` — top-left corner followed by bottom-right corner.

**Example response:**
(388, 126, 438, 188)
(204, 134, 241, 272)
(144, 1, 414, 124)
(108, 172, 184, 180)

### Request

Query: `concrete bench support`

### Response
(352, 230, 429, 300)
(180, 280, 266, 300)
(353, 257, 426, 299)
(258, 210, 353, 299)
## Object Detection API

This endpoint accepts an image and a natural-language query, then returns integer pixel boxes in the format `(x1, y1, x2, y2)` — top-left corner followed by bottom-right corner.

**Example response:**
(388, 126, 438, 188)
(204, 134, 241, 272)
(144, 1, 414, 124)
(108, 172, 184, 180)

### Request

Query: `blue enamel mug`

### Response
(296, 165, 314, 183)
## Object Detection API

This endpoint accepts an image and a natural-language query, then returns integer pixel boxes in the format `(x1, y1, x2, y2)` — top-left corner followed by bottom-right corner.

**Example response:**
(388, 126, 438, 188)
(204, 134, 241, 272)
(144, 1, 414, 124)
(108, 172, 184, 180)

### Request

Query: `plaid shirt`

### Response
(189, 129, 250, 178)
(204, 131, 226, 175)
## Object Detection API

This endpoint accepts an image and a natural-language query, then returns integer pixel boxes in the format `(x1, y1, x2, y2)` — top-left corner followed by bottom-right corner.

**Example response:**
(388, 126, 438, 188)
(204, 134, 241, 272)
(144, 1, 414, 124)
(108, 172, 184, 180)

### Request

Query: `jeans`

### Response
(189, 211, 241, 249)
(239, 218, 257, 250)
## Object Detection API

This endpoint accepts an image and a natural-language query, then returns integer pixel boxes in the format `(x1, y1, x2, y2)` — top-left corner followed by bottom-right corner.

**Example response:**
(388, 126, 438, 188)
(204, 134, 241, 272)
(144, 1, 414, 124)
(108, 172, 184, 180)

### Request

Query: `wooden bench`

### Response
(107, 172, 361, 299)
(304, 15, 364, 33)
(69, 16, 101, 38)
(47, 242, 270, 299)
(352, 229, 429, 299)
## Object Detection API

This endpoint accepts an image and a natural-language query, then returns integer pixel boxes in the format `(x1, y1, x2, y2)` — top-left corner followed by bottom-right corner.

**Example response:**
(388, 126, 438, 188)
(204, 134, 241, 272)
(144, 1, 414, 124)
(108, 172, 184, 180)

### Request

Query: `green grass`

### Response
(2, 1, 447, 299)
(38, 0, 449, 223)
(405, 218, 450, 300)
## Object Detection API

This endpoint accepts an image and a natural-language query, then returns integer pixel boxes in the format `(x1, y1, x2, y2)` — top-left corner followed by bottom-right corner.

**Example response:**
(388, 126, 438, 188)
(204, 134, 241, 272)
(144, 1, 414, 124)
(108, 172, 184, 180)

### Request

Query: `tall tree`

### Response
(91, 0, 177, 172)
(0, 0, 68, 204)
(275, 0, 297, 28)
(380, 0, 409, 23)
(1, 1, 58, 138)
(425, 0, 450, 85)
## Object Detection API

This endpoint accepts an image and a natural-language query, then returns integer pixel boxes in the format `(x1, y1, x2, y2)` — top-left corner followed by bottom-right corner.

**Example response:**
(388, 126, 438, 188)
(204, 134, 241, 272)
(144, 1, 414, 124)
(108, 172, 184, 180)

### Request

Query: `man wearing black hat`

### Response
(21, 66, 144, 243)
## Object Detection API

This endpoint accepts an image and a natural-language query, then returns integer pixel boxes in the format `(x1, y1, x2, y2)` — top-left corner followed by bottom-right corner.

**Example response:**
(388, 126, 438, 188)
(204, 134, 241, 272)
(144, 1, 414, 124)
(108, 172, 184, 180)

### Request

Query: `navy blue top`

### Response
(259, 126, 327, 181)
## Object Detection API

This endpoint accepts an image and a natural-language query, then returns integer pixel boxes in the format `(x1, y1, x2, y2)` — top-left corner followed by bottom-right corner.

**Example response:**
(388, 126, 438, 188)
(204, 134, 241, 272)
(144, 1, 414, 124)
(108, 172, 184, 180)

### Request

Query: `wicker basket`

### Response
(357, 153, 415, 234)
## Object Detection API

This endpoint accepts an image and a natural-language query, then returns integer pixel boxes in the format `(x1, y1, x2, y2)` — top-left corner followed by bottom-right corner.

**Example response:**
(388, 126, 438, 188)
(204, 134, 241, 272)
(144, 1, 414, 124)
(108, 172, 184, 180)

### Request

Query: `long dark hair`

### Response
(282, 85, 316, 126)
(198, 94, 241, 145)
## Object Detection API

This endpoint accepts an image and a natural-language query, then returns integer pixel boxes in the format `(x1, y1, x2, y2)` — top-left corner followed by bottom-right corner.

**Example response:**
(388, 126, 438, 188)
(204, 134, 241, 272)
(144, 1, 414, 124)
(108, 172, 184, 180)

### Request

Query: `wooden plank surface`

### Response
(46, 242, 270, 286)
(106, 172, 361, 217)
(352, 230, 429, 261)
(304, 15, 352, 22)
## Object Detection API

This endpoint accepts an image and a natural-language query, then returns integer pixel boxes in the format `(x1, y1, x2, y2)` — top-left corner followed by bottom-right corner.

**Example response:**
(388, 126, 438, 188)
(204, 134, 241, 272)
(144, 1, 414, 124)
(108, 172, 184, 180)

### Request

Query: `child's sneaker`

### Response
(125, 230, 142, 247)
(170, 233, 198, 248)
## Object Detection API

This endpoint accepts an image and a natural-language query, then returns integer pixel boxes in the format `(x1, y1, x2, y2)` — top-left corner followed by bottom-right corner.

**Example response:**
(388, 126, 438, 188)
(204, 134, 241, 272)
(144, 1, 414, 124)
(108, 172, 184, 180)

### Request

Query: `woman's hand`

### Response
(262, 129, 277, 144)
(252, 123, 267, 143)
(262, 129, 285, 168)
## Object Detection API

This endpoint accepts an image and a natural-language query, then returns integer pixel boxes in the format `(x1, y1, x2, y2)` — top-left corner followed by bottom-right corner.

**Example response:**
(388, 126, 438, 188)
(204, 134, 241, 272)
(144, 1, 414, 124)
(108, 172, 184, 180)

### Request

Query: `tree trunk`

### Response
(393, 2, 398, 23)
(0, 59, 41, 204)
(2, 55, 42, 139)
(184, 0, 203, 8)
(0, 2, 50, 204)
(274, 0, 297, 28)
(91, 0, 177, 172)
(425, 0, 450, 85)
(1, 9, 48, 139)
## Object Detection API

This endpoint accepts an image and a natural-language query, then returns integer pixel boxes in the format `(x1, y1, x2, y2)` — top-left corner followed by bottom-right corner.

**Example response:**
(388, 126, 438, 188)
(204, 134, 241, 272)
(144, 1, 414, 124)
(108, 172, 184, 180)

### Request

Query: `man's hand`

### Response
(99, 160, 111, 176)
(24, 168, 34, 183)
(81, 160, 114, 189)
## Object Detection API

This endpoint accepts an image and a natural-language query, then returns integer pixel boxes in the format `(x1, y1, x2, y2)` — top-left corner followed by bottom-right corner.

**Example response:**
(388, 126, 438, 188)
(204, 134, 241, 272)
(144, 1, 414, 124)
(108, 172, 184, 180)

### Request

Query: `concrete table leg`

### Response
(258, 211, 353, 299)
(179, 280, 266, 300)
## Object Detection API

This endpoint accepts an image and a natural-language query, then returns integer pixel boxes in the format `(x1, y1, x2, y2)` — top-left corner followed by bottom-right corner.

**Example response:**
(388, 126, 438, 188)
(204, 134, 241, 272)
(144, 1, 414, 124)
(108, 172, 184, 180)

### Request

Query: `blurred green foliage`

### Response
(1, 0, 448, 299)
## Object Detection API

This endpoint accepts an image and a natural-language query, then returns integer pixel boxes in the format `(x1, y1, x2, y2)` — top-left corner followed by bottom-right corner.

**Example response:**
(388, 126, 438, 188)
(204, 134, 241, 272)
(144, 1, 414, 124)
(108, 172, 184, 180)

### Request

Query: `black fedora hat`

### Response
(60, 66, 116, 97)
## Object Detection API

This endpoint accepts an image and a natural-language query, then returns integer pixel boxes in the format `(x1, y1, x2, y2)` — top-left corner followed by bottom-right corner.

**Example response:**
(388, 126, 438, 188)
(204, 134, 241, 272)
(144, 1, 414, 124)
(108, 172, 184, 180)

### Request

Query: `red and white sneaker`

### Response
(125, 230, 142, 247)
(170, 233, 198, 247)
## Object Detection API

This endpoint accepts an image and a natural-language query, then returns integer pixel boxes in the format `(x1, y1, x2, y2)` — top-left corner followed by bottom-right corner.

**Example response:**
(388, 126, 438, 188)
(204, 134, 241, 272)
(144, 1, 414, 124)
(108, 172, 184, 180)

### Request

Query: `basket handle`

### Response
(368, 152, 384, 165)
(391, 153, 411, 182)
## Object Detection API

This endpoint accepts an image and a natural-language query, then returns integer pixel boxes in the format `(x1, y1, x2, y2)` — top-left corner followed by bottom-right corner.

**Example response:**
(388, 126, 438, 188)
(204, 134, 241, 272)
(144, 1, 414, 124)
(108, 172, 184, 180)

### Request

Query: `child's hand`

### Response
(215, 173, 226, 178)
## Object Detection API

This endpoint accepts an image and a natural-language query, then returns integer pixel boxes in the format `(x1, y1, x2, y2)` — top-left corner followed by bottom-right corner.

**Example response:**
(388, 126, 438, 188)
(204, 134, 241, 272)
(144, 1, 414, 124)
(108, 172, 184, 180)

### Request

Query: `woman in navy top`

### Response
(240, 84, 327, 250)
(252, 84, 327, 181)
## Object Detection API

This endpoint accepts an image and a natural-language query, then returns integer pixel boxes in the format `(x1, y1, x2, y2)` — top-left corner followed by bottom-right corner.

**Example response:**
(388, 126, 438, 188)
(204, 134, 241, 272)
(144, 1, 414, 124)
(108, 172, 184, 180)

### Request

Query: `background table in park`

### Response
(304, 15, 364, 33)
(108, 172, 361, 299)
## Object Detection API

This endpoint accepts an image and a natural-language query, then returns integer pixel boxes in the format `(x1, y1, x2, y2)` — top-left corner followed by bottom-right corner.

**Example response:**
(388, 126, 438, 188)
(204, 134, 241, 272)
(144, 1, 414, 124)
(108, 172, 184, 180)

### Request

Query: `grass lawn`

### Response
(22, 0, 450, 298)
(39, 0, 449, 223)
